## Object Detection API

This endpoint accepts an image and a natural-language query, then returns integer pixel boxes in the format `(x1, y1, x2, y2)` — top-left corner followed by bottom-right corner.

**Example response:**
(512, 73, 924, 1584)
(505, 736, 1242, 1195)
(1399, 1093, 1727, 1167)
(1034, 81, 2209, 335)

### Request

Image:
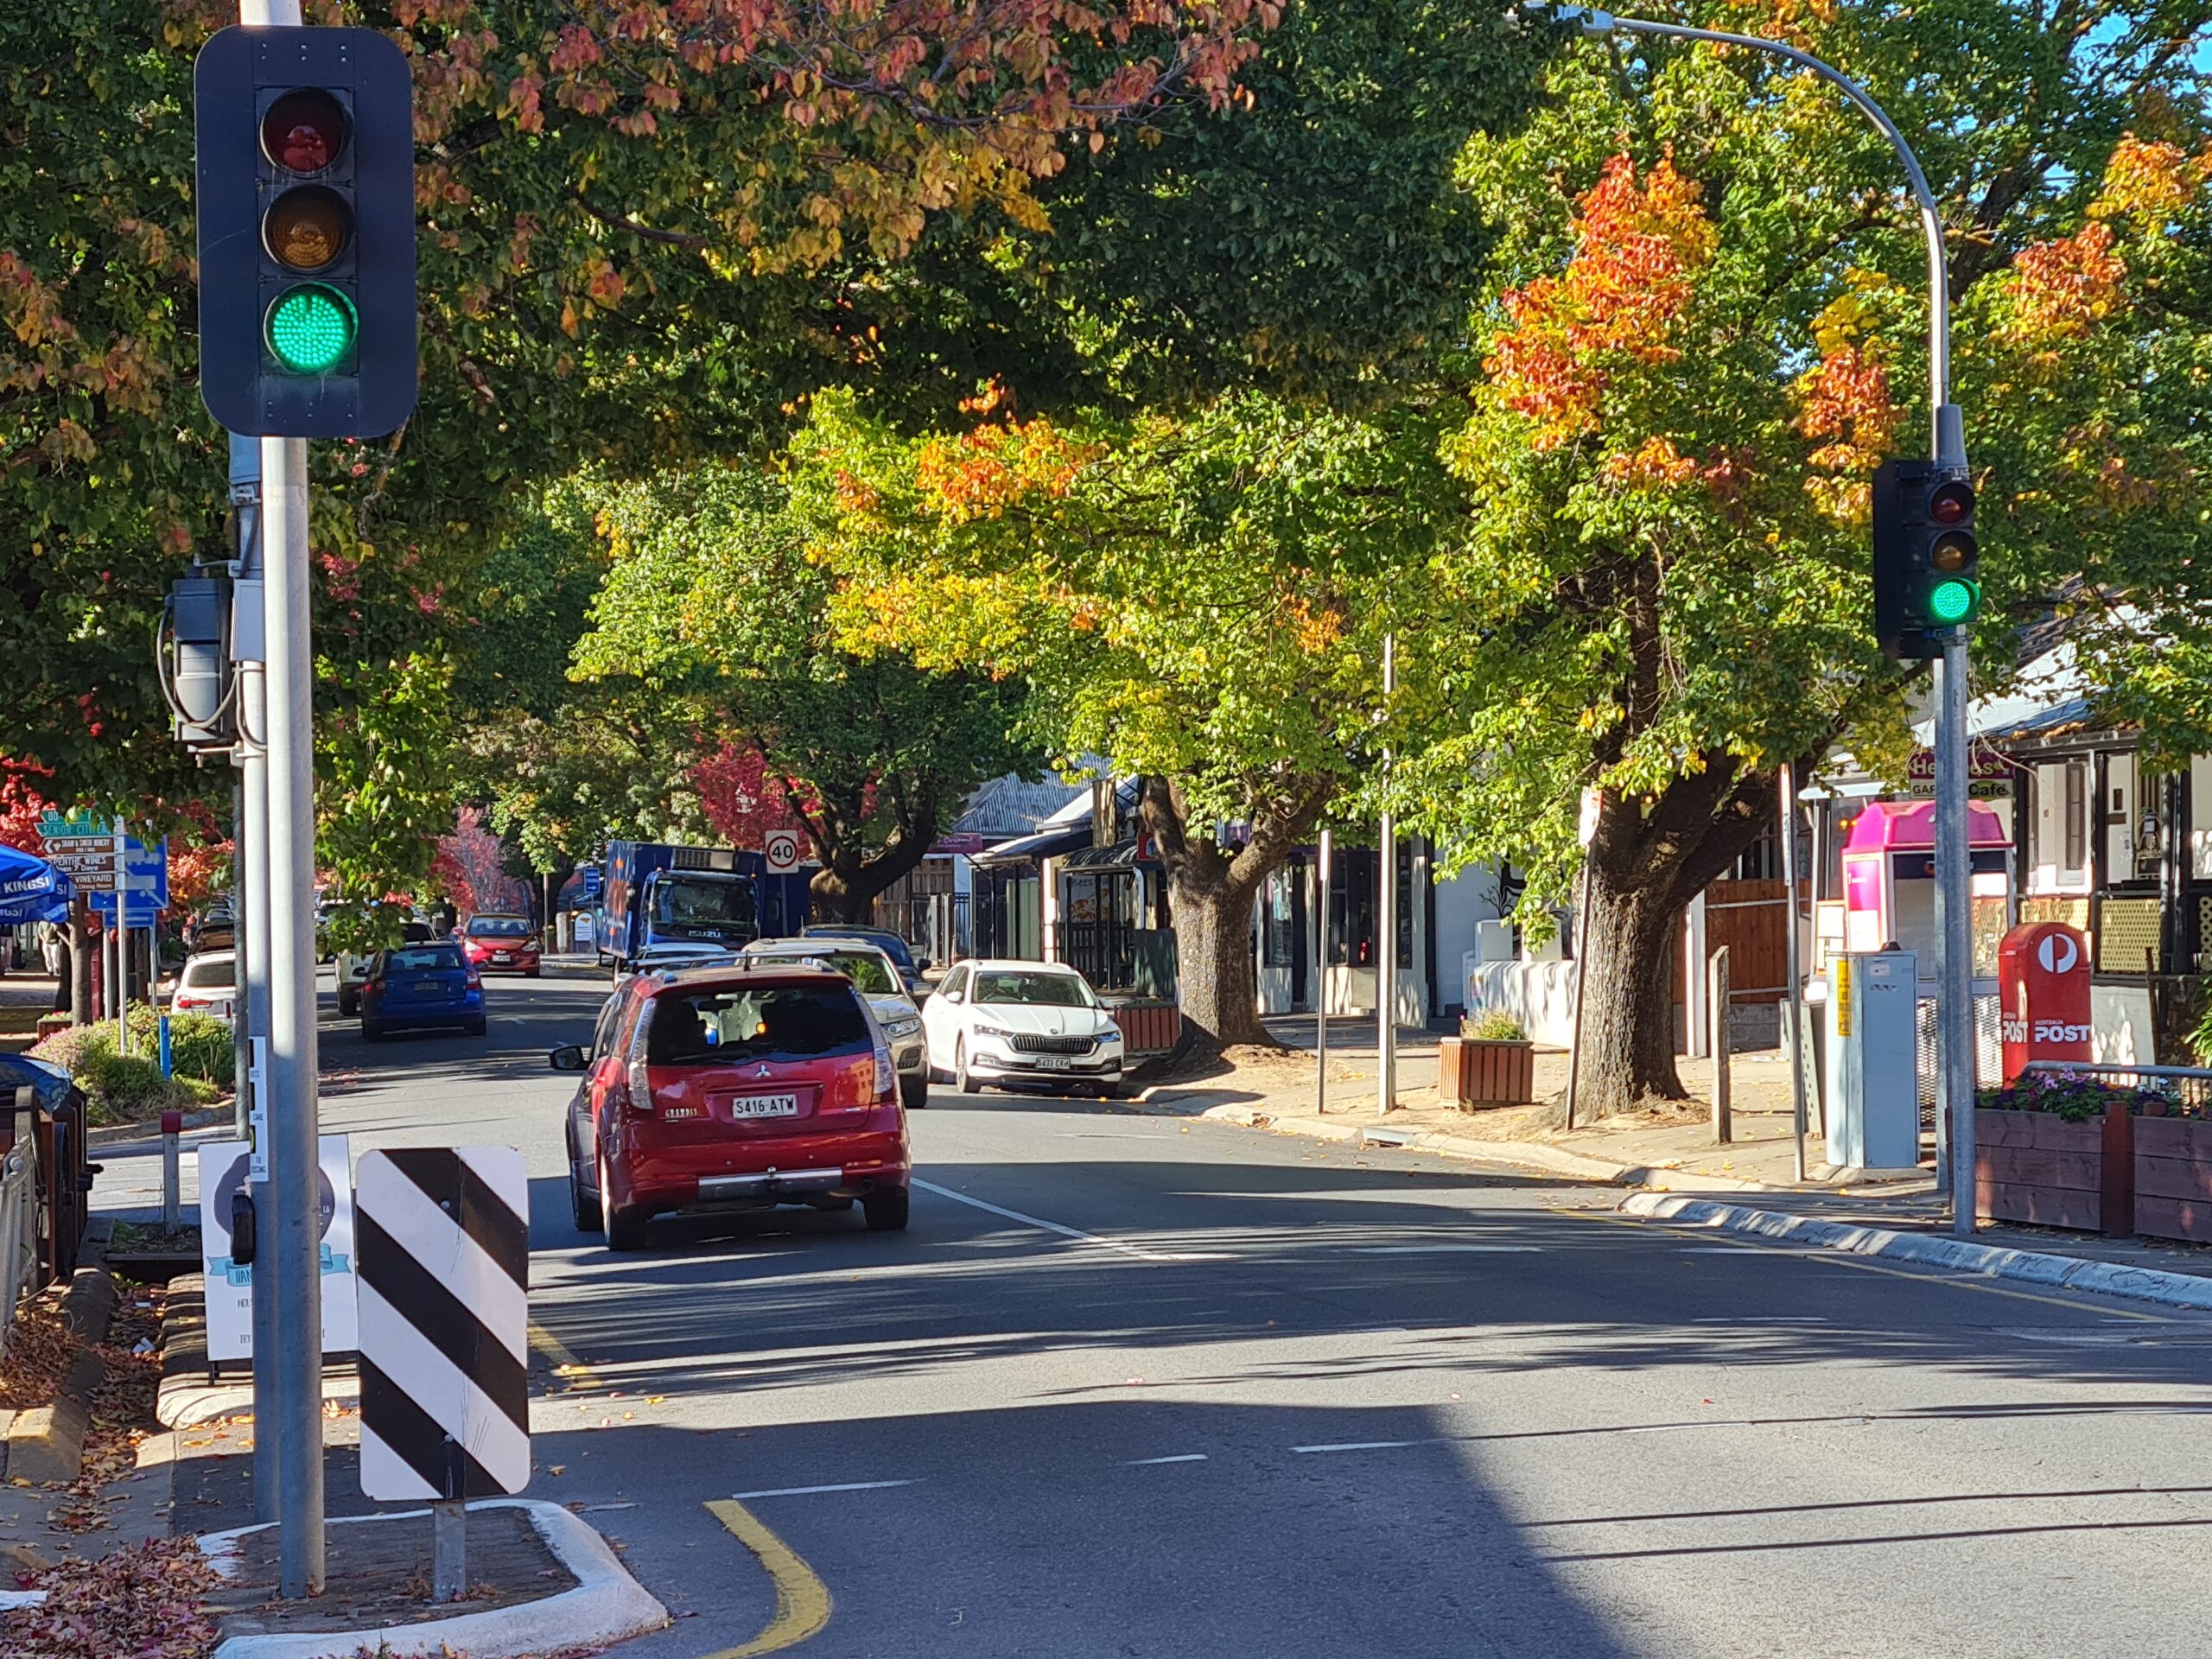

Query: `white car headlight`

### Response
(1098, 1024, 1124, 1045)
(974, 1023, 1016, 1043)
(885, 1015, 922, 1039)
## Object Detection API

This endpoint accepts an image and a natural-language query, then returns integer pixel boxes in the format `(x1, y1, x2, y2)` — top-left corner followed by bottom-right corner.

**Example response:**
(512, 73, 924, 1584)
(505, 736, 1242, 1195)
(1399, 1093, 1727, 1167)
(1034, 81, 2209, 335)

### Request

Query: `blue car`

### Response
(359, 942, 486, 1040)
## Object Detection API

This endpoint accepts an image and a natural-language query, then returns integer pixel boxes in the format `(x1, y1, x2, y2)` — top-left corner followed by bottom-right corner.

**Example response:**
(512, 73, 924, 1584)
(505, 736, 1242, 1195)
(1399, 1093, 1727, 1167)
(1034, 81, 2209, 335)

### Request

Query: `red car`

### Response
(460, 912, 542, 976)
(550, 964, 911, 1251)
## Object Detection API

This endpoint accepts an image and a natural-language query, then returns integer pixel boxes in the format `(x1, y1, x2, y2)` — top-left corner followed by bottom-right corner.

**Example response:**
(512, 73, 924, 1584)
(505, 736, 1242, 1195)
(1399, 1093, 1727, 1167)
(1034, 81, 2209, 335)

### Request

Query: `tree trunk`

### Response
(806, 804, 938, 926)
(1570, 760, 1786, 1121)
(1138, 772, 1334, 1058)
(1166, 860, 1269, 1051)
(68, 900, 94, 1027)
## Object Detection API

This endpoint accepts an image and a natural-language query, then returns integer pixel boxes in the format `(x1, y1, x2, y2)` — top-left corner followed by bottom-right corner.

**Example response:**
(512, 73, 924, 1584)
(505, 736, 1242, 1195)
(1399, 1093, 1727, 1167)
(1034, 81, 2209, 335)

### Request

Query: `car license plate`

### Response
(415, 983, 442, 996)
(1032, 1055, 1072, 1071)
(729, 1093, 800, 1118)
(492, 951, 512, 962)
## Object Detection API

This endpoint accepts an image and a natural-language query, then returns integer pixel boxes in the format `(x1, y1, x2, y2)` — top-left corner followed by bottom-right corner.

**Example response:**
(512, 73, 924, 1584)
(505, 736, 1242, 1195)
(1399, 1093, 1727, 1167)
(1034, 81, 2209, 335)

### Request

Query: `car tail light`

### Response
(872, 1035, 896, 1103)
(466, 969, 483, 989)
(626, 1057, 656, 1114)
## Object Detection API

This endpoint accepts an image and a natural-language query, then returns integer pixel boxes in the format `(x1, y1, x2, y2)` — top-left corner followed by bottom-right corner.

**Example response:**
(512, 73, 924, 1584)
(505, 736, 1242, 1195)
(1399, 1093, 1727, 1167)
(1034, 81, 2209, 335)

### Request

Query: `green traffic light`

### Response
(1928, 578, 1978, 626)
(265, 283, 356, 374)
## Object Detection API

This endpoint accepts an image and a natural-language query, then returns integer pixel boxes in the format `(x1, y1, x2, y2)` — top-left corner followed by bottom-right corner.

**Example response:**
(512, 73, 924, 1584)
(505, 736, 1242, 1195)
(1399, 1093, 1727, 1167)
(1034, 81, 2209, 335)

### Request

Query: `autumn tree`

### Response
(1401, 3, 2212, 1116)
(788, 388, 1448, 1048)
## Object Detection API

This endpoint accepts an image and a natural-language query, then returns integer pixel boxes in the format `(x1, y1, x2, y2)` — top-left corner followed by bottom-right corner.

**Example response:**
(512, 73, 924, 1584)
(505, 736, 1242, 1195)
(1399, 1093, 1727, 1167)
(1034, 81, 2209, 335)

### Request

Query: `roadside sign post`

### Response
(1315, 829, 1332, 1115)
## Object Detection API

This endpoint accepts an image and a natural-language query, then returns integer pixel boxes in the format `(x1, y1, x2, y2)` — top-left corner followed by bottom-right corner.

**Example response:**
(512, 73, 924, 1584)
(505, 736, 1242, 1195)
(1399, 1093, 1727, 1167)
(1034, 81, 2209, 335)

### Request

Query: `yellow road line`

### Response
(1577, 1207, 2164, 1319)
(529, 1317, 607, 1390)
(701, 1498, 835, 1657)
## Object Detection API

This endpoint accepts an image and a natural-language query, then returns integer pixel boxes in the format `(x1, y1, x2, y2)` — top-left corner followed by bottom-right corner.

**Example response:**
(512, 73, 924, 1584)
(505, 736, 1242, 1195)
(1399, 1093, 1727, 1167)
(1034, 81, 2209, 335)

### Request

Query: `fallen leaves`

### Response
(2, 1535, 215, 1659)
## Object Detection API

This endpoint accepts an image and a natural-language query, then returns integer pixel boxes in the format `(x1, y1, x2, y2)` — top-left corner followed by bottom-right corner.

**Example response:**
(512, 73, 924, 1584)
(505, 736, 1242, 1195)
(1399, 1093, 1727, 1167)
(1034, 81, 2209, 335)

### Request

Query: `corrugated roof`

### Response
(949, 773, 1090, 838)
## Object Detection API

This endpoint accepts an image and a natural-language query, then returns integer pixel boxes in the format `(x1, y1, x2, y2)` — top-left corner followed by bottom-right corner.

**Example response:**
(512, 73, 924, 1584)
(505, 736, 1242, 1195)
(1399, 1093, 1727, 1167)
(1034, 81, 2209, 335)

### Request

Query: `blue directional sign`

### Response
(88, 837, 169, 927)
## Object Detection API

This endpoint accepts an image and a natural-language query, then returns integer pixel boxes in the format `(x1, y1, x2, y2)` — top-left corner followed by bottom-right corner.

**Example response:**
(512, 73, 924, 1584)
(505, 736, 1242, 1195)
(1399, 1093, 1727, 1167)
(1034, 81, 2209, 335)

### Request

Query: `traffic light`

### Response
(195, 27, 416, 439)
(1872, 459, 1979, 660)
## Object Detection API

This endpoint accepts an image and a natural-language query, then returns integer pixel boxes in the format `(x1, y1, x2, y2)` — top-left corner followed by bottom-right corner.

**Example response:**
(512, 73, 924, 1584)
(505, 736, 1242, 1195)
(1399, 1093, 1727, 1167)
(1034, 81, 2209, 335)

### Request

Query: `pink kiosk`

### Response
(1839, 799, 2013, 976)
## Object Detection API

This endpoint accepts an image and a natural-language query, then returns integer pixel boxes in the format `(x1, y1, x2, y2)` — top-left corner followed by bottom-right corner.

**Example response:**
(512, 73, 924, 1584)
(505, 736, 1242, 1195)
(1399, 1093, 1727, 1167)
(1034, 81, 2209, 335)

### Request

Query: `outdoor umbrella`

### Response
(0, 844, 72, 926)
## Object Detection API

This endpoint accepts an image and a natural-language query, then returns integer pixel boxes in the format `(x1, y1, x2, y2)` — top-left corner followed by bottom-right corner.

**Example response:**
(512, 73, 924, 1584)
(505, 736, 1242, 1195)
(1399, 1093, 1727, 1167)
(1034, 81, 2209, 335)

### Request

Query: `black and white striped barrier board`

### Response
(356, 1147, 531, 1501)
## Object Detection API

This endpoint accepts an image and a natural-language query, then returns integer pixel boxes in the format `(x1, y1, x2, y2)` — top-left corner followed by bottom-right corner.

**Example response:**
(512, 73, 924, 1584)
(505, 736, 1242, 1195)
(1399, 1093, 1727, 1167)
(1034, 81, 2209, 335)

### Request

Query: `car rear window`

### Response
(748, 950, 898, 995)
(388, 945, 465, 972)
(183, 958, 236, 990)
(468, 916, 532, 938)
(644, 986, 869, 1065)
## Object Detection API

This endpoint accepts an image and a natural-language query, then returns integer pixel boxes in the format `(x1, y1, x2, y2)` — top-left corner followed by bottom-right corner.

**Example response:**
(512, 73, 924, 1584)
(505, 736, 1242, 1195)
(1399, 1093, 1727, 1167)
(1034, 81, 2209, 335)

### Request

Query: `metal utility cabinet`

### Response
(1824, 950, 1922, 1171)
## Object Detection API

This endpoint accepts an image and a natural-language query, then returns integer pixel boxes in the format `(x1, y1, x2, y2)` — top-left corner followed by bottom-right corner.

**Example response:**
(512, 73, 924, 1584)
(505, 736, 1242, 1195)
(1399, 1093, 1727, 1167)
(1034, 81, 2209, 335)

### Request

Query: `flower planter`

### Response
(1437, 1036, 1535, 1108)
(2133, 1113, 2212, 1244)
(1974, 1106, 2113, 1232)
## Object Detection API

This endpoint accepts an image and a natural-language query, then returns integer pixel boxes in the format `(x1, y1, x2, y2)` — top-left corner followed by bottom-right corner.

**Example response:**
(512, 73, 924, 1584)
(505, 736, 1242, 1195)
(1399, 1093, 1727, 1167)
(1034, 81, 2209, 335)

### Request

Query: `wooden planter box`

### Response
(2133, 1113, 2212, 1244)
(1974, 1107, 2113, 1232)
(1109, 1002, 1180, 1058)
(1437, 1037, 1535, 1108)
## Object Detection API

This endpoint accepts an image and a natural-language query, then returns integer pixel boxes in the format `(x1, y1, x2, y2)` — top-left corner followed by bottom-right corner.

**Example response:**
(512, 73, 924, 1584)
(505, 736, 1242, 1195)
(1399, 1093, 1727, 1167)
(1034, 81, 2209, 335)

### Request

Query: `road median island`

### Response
(199, 1498, 668, 1659)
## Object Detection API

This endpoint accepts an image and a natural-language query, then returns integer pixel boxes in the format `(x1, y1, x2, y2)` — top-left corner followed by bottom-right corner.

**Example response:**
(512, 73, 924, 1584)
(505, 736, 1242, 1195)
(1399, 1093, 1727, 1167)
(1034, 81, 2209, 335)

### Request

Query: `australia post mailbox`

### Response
(1999, 922, 2092, 1083)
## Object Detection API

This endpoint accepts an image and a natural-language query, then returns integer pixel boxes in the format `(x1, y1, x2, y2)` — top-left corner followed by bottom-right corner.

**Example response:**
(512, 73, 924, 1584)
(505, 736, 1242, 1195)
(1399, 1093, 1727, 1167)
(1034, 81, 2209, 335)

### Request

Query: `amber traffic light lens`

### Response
(264, 186, 353, 272)
(262, 88, 348, 174)
(1929, 481, 1973, 526)
(1931, 531, 1975, 573)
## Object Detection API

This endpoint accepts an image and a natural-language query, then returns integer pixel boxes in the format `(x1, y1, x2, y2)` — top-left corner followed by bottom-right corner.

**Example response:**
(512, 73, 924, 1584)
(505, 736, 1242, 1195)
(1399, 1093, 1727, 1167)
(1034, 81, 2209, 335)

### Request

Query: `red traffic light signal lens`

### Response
(1929, 481, 1973, 525)
(262, 89, 348, 174)
(264, 186, 353, 272)
(1931, 530, 1976, 573)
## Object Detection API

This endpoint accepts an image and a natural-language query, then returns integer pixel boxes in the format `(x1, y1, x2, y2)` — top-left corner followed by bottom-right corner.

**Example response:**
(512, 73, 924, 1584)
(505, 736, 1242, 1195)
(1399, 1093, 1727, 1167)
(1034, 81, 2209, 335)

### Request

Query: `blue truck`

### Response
(594, 842, 812, 971)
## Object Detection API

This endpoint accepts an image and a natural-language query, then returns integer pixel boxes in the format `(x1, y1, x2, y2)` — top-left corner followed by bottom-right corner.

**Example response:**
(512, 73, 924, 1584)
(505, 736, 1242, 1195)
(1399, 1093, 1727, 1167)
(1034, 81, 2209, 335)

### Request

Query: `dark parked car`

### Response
(550, 963, 911, 1250)
(359, 942, 486, 1040)
(800, 925, 926, 995)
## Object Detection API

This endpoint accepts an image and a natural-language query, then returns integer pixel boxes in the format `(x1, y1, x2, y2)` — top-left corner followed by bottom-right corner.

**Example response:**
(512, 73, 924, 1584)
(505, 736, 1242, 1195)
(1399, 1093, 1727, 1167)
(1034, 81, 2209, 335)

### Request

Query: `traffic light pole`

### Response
(1534, 4, 1977, 1229)
(262, 430, 325, 1597)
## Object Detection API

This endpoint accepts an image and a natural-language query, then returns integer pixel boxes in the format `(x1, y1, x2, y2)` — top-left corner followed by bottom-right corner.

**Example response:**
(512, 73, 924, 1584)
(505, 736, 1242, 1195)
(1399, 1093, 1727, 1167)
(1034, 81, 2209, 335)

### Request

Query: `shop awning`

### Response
(969, 822, 1095, 868)
(1061, 838, 1154, 870)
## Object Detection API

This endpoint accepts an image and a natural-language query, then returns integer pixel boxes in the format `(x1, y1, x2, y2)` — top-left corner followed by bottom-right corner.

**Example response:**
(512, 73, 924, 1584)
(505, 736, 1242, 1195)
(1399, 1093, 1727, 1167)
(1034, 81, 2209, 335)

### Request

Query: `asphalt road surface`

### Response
(178, 969, 2212, 1657)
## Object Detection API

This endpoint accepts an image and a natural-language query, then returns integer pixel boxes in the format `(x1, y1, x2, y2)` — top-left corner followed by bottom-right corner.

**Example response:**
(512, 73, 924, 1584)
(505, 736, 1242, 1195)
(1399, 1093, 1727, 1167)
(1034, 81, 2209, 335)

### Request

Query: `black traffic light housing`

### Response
(1872, 458, 1979, 661)
(195, 26, 416, 438)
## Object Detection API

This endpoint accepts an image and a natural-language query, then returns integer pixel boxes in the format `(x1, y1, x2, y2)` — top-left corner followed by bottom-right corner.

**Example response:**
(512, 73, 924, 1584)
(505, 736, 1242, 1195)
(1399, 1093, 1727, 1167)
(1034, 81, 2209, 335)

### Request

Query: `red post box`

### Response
(1998, 922, 2092, 1083)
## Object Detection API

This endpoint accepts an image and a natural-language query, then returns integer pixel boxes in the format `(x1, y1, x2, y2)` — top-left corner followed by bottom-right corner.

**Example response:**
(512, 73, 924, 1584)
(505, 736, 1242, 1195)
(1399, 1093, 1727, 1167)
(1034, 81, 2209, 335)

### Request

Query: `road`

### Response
(143, 969, 2212, 1657)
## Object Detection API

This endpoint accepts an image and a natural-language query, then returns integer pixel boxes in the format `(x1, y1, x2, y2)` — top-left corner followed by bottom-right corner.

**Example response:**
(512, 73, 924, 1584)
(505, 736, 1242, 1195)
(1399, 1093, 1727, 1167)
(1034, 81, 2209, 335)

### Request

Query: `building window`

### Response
(2063, 760, 2087, 874)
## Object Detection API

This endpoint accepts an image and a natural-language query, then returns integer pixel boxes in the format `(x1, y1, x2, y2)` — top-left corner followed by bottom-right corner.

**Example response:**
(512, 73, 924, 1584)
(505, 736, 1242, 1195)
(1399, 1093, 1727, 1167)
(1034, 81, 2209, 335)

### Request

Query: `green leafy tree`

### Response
(572, 466, 1034, 921)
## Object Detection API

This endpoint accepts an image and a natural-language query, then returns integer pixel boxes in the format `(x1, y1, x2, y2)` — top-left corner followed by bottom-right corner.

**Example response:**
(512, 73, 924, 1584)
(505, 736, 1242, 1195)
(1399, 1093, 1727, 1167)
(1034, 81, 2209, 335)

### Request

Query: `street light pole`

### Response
(1532, 4, 1974, 1228)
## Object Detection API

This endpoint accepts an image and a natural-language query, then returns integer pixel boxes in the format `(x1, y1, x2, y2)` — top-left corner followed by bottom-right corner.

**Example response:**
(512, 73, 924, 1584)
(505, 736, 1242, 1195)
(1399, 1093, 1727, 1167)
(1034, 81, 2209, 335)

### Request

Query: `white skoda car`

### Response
(919, 959, 1126, 1097)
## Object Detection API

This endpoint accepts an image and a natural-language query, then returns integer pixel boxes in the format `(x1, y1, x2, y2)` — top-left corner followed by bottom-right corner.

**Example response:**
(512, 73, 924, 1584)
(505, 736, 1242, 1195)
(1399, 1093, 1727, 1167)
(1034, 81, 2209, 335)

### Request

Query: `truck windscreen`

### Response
(652, 876, 756, 931)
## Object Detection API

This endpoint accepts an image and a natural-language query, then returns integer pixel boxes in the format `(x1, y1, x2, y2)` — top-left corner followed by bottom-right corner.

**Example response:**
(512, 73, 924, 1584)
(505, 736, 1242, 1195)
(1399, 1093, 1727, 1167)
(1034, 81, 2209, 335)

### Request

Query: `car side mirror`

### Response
(548, 1044, 588, 1072)
(913, 957, 931, 974)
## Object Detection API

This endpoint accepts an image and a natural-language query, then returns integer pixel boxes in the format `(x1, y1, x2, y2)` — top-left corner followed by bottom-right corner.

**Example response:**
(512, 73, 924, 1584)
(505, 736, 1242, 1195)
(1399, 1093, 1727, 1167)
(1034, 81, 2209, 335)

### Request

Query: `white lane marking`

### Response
(1691, 1316, 1832, 1325)
(1124, 1454, 1209, 1465)
(1675, 1246, 1820, 1255)
(1292, 1440, 1421, 1454)
(912, 1178, 1229, 1262)
(731, 1480, 920, 1500)
(1351, 1245, 1542, 1255)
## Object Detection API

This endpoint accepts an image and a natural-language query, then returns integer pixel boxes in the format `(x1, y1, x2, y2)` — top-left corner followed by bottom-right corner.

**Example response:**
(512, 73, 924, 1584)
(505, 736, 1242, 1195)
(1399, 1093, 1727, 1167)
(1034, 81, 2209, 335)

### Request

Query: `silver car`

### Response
(737, 939, 928, 1108)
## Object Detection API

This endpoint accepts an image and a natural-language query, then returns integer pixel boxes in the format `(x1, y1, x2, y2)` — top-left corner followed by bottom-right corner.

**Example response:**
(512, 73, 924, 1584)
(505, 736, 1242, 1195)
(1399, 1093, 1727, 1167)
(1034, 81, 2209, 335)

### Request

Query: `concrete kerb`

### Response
(1145, 1092, 1777, 1192)
(1619, 1192, 2212, 1313)
(3, 1262, 118, 1485)
(157, 1274, 357, 1428)
(200, 1499, 670, 1659)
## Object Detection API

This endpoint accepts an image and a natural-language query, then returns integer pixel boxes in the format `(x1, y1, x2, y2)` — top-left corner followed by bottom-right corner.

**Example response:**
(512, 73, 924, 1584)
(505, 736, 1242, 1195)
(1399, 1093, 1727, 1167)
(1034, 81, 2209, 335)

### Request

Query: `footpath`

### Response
(1135, 1016, 2212, 1317)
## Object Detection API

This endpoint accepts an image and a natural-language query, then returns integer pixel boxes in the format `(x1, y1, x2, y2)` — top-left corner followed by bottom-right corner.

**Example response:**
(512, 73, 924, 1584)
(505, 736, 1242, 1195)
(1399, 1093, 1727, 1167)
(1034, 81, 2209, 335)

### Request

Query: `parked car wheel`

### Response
(569, 1163, 602, 1234)
(337, 988, 359, 1017)
(901, 1075, 928, 1110)
(863, 1187, 911, 1232)
(360, 1020, 384, 1042)
(601, 1155, 649, 1252)
(527, 966, 543, 979)
(467, 1015, 487, 1037)
(955, 1039, 981, 1095)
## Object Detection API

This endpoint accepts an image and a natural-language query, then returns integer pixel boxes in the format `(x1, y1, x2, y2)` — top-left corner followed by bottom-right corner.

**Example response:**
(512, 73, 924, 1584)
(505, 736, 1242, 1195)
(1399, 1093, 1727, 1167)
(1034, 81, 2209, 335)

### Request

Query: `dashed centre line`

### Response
(732, 1480, 921, 1500)
(912, 1178, 1231, 1262)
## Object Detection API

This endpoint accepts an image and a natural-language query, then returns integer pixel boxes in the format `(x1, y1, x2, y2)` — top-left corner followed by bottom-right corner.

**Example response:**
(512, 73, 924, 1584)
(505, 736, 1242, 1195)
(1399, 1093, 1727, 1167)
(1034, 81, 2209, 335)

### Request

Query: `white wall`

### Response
(1464, 957, 1579, 1047)
(1433, 863, 1503, 1014)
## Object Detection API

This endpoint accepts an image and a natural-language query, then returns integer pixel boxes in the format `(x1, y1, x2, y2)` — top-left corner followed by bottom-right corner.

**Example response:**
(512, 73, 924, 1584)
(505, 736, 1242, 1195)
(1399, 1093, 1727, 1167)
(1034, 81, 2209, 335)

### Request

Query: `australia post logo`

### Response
(2002, 1017, 2093, 1046)
(2036, 931, 2082, 976)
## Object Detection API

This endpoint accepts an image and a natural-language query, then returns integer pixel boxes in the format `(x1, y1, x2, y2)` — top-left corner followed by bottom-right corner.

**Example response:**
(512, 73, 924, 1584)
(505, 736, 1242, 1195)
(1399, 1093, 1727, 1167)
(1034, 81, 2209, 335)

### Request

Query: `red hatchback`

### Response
(461, 912, 542, 976)
(550, 964, 911, 1250)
